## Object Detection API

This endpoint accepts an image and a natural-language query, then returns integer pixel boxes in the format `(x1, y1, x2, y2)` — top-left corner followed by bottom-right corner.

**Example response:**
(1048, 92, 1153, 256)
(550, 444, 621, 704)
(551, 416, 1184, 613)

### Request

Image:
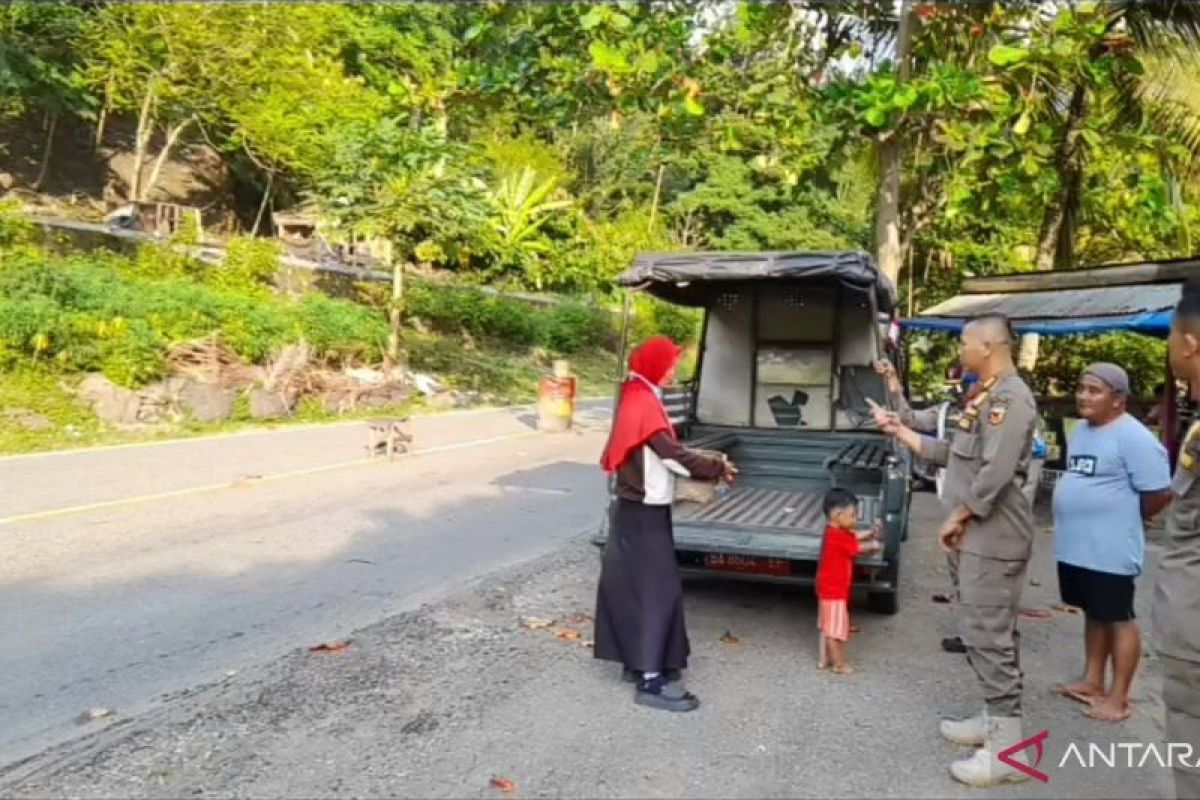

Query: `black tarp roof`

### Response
(617, 251, 897, 313)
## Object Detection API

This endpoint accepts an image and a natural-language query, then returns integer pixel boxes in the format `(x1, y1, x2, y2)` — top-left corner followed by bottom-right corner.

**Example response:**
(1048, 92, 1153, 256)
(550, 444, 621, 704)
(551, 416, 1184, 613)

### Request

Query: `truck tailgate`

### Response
(673, 486, 885, 565)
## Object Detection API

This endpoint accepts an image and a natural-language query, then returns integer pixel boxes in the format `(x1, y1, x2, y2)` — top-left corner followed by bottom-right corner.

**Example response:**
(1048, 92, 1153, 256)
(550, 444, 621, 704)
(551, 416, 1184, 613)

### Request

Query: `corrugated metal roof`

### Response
(920, 283, 1181, 321)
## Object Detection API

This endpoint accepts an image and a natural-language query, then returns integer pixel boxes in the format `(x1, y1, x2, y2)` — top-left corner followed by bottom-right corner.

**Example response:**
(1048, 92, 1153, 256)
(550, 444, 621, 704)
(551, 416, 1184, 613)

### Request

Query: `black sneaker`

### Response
(941, 636, 967, 654)
(622, 667, 682, 683)
(634, 675, 699, 712)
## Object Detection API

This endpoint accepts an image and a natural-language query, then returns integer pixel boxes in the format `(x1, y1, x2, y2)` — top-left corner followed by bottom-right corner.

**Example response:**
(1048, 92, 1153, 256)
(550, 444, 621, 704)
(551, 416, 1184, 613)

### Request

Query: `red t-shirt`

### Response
(815, 525, 860, 601)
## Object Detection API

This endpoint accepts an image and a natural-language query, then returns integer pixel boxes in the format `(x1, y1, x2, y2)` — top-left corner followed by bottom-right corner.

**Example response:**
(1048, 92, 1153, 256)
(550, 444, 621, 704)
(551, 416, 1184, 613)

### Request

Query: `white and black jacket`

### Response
(614, 432, 725, 506)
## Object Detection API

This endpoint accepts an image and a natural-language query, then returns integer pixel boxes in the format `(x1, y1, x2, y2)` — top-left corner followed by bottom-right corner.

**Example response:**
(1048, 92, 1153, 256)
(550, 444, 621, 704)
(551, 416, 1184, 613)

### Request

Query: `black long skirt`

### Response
(593, 499, 690, 673)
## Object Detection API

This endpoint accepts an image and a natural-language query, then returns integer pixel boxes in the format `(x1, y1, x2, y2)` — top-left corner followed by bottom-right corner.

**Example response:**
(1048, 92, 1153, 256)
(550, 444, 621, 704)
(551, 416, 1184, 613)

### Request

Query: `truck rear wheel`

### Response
(867, 589, 898, 615)
(867, 560, 900, 614)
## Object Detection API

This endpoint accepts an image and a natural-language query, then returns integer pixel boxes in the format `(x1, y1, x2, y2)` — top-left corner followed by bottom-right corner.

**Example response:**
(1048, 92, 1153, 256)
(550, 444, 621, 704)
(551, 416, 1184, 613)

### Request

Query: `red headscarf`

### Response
(600, 336, 683, 473)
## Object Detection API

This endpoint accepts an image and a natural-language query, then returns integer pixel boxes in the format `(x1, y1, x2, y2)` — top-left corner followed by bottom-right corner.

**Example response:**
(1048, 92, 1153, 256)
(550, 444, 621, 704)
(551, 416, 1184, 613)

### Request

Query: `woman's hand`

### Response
(721, 458, 739, 484)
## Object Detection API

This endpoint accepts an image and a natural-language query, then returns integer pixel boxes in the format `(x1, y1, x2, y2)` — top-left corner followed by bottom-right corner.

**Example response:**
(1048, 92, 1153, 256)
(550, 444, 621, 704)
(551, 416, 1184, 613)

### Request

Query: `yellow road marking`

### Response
(0, 397, 608, 463)
(0, 430, 542, 527)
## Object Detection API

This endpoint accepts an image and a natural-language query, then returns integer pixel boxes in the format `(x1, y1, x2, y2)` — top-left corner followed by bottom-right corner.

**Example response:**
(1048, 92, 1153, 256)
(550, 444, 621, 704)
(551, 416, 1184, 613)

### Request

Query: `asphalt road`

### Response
(2, 486, 1179, 798)
(0, 402, 613, 769)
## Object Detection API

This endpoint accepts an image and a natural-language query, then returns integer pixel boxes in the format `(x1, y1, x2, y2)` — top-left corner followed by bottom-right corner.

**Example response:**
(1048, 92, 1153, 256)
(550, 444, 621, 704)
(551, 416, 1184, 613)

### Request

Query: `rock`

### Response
(179, 381, 235, 423)
(428, 393, 458, 411)
(0, 172, 13, 190)
(249, 388, 290, 419)
(77, 373, 141, 425)
(323, 390, 356, 414)
(346, 368, 385, 386)
(3, 407, 53, 431)
(411, 372, 445, 398)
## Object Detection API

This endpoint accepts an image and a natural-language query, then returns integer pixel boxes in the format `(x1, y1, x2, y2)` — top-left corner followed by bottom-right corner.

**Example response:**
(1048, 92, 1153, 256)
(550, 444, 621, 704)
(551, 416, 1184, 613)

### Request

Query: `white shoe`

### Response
(939, 709, 986, 746)
(949, 714, 1032, 787)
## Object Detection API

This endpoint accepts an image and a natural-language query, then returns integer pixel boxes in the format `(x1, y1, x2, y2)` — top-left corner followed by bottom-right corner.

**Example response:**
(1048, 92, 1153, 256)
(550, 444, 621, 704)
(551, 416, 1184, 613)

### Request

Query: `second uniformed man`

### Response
(871, 313, 1037, 787)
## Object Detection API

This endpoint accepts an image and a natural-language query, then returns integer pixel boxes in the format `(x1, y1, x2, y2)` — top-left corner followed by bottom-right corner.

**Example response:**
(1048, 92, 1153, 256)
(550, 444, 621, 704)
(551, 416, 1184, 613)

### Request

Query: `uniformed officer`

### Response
(875, 359, 978, 655)
(870, 313, 1037, 787)
(1159, 280, 1200, 800)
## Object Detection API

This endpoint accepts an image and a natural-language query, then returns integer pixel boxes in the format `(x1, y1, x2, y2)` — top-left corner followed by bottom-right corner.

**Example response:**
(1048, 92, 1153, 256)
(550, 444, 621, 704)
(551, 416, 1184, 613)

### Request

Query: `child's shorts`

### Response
(818, 599, 850, 642)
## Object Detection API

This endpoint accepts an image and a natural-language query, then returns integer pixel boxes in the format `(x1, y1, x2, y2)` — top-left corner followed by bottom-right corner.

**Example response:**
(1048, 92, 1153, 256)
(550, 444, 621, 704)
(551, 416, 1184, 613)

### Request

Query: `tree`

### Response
(310, 120, 492, 368)
(0, 3, 96, 184)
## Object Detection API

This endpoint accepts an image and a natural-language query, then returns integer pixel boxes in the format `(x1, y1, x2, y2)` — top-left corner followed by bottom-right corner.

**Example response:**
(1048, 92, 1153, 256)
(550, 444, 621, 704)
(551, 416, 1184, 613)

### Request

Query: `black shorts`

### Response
(1057, 561, 1136, 623)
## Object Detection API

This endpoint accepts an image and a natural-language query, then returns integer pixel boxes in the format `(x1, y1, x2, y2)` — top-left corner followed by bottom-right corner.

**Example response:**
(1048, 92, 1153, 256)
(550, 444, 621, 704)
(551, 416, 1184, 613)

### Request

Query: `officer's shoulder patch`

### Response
(1182, 423, 1200, 471)
(988, 405, 1008, 426)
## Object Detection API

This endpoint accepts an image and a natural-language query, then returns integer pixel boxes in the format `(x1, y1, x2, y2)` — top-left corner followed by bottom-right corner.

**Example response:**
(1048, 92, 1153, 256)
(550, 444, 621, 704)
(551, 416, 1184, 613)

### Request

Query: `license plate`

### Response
(703, 553, 791, 576)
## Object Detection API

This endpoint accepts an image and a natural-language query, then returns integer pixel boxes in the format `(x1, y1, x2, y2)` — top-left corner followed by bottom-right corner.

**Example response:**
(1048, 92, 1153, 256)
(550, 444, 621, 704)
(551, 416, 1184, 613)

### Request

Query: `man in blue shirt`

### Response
(1053, 363, 1172, 722)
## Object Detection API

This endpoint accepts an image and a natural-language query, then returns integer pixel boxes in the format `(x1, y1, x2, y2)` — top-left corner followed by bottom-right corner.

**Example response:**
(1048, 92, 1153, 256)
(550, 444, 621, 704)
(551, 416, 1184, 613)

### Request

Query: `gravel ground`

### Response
(1, 494, 1177, 799)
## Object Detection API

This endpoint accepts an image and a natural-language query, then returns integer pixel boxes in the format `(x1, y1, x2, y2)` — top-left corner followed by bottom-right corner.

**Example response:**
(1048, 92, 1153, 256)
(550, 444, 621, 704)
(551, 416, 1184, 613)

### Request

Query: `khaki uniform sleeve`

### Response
(919, 435, 950, 467)
(900, 401, 942, 434)
(963, 389, 1035, 518)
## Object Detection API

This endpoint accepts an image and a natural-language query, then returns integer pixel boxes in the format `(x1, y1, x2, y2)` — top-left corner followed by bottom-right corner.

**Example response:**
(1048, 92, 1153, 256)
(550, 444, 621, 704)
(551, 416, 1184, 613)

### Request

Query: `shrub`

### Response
(535, 302, 610, 353)
(298, 294, 387, 361)
(212, 236, 282, 294)
(407, 283, 538, 345)
(630, 295, 701, 347)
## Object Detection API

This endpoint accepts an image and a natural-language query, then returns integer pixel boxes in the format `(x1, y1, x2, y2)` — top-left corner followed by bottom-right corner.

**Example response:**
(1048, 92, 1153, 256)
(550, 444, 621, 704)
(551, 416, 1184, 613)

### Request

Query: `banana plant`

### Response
(487, 166, 574, 288)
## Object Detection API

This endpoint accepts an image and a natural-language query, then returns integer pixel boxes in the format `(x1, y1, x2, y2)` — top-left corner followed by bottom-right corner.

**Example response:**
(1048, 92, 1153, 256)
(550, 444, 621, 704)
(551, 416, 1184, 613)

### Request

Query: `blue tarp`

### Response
(902, 310, 1172, 337)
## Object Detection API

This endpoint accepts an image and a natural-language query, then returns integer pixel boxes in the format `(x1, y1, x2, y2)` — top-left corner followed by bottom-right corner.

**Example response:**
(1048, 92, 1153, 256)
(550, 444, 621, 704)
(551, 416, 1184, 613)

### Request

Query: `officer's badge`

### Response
(988, 405, 1008, 426)
(1182, 423, 1200, 470)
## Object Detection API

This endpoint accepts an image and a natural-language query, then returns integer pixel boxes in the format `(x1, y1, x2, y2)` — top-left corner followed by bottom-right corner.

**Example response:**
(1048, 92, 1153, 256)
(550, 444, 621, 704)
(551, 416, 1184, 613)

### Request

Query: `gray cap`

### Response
(1082, 362, 1130, 396)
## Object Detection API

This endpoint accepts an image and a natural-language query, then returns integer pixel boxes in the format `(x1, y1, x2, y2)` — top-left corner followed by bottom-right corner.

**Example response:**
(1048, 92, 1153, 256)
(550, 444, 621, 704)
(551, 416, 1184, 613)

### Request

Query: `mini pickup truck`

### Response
(594, 251, 911, 613)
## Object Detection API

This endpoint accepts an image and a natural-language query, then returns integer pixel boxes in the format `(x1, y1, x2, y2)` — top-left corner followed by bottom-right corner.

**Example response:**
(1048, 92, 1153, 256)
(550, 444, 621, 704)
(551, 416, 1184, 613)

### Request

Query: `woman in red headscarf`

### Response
(593, 335, 733, 713)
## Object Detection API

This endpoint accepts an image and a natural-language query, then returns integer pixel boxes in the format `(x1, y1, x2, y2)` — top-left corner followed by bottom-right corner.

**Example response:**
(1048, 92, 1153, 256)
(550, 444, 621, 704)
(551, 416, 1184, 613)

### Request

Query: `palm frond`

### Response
(1123, 49, 1200, 166)
(1116, 0, 1200, 53)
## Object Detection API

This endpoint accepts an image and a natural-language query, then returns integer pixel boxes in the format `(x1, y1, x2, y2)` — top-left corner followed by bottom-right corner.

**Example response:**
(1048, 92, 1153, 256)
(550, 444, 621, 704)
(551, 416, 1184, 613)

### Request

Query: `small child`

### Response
(816, 487, 882, 675)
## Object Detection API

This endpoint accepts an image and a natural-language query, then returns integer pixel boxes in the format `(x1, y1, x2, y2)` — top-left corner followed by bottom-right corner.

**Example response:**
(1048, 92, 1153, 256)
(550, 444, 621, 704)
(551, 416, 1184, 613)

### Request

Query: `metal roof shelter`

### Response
(903, 256, 1200, 337)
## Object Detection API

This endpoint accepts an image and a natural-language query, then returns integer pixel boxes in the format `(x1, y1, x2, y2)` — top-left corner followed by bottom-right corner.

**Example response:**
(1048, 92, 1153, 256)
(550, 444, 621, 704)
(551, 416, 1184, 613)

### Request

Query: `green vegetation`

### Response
(3, 2, 1200, 445)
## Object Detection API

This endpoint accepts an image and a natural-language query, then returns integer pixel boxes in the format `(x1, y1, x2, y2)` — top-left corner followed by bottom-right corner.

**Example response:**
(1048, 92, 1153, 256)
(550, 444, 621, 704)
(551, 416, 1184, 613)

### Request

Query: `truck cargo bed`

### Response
(672, 486, 885, 565)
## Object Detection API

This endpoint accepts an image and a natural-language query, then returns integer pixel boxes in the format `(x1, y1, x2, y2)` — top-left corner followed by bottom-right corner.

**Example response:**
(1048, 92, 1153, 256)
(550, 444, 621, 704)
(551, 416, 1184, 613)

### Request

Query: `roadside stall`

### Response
(898, 256, 1200, 475)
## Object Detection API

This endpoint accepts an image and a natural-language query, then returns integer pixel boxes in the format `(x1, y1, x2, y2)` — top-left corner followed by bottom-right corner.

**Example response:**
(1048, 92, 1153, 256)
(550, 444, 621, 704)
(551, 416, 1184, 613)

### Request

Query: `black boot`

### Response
(941, 635, 967, 654)
(634, 674, 699, 712)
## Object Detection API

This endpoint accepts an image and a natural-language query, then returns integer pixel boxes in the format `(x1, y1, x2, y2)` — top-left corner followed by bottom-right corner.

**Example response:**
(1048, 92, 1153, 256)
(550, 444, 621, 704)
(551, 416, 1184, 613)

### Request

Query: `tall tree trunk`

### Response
(141, 117, 193, 204)
(251, 171, 275, 236)
(33, 111, 58, 190)
(1024, 82, 1090, 371)
(1035, 83, 1088, 271)
(129, 83, 157, 202)
(95, 77, 113, 152)
(874, 0, 914, 287)
(383, 241, 405, 372)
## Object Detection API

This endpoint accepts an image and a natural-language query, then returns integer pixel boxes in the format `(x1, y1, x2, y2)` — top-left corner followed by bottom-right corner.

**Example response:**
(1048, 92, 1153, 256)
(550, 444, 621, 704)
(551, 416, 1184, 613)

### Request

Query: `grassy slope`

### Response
(0, 337, 618, 455)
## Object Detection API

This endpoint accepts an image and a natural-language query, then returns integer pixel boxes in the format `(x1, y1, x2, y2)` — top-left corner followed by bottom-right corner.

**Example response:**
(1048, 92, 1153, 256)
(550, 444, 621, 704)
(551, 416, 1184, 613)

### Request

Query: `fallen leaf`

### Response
(931, 593, 953, 604)
(490, 775, 517, 795)
(581, 640, 594, 649)
(1052, 603, 1082, 615)
(1019, 608, 1053, 620)
(552, 626, 582, 641)
(1029, 578, 1042, 587)
(519, 616, 555, 630)
(566, 612, 593, 625)
(309, 639, 352, 654)
(720, 630, 741, 645)
(76, 707, 116, 724)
